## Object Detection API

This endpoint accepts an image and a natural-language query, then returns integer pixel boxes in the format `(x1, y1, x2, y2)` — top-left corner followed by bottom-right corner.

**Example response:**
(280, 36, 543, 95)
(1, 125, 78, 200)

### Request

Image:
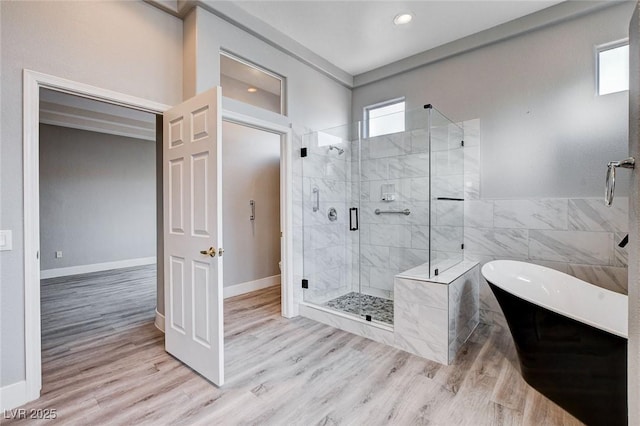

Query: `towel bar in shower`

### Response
(374, 208, 410, 215)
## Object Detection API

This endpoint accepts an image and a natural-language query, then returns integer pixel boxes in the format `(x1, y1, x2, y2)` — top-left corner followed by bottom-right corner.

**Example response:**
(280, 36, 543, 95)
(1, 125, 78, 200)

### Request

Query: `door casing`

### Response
(19, 69, 294, 408)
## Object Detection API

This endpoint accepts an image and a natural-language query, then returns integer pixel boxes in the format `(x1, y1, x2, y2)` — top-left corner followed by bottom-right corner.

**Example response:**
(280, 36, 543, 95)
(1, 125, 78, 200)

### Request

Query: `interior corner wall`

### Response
(222, 122, 281, 288)
(39, 124, 156, 271)
(352, 2, 635, 199)
(0, 0, 182, 388)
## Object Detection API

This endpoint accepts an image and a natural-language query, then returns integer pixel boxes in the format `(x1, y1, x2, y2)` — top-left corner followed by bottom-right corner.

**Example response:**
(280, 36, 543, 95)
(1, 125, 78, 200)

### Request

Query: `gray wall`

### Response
(222, 121, 281, 287)
(1, 0, 182, 387)
(352, 3, 635, 199)
(39, 124, 156, 271)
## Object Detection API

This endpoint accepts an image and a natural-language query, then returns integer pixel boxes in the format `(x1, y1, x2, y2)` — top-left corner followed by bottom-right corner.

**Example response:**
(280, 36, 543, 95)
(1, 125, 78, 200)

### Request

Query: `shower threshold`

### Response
(323, 292, 394, 325)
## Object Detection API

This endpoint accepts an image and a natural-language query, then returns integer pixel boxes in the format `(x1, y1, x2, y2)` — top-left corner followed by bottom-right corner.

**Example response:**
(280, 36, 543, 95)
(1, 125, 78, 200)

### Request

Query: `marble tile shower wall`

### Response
(299, 131, 353, 304)
(460, 120, 630, 326)
(350, 122, 466, 300)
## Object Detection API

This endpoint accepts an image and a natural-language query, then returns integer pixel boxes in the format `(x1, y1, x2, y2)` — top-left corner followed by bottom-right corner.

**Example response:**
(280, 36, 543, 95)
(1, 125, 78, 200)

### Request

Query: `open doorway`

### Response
(38, 88, 161, 388)
(221, 121, 282, 324)
(21, 71, 294, 406)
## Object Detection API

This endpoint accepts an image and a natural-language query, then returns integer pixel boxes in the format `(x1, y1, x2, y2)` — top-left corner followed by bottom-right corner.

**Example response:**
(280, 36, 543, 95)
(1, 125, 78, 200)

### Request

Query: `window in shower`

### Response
(220, 51, 286, 114)
(364, 98, 405, 137)
(597, 40, 629, 96)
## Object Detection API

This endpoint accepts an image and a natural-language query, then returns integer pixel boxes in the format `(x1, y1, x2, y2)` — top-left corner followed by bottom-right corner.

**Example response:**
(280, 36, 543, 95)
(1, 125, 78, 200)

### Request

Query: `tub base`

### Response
(489, 283, 627, 426)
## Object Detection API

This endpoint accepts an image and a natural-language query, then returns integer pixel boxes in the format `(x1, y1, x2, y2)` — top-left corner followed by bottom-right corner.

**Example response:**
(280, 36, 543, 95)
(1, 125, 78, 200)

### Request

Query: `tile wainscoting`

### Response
(465, 196, 629, 326)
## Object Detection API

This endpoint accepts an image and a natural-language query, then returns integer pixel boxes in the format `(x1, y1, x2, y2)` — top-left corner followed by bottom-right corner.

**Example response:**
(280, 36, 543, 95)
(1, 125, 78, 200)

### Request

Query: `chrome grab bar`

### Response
(605, 157, 635, 206)
(249, 200, 255, 220)
(375, 208, 410, 215)
(312, 187, 319, 212)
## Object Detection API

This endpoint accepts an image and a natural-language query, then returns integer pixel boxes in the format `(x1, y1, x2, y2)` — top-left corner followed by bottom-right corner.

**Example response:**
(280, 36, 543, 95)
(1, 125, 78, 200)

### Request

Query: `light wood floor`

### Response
(9, 265, 582, 425)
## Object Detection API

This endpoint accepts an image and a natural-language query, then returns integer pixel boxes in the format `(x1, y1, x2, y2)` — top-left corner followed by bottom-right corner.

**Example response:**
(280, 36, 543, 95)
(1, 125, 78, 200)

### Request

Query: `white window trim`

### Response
(595, 38, 629, 96)
(363, 97, 406, 138)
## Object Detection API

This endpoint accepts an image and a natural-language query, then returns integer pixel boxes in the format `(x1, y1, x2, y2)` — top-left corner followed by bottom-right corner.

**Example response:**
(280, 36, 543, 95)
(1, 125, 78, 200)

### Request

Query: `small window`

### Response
(597, 41, 629, 96)
(364, 98, 405, 138)
(220, 52, 285, 114)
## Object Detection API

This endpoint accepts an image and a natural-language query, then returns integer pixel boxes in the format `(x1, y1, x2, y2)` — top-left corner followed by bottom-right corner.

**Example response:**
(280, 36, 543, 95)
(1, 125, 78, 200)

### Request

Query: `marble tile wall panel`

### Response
(360, 244, 390, 268)
(431, 226, 464, 252)
(566, 264, 628, 294)
(395, 277, 448, 308)
(432, 175, 466, 199)
(494, 199, 568, 230)
(410, 128, 429, 153)
(464, 174, 480, 200)
(410, 225, 430, 250)
(464, 228, 529, 257)
(463, 145, 480, 175)
(404, 201, 430, 225)
(369, 224, 412, 248)
(360, 158, 389, 181)
(435, 200, 464, 226)
(464, 200, 494, 228)
(409, 177, 430, 202)
(434, 148, 464, 176)
(304, 177, 346, 202)
(614, 232, 629, 267)
(394, 279, 449, 364)
(528, 230, 612, 265)
(568, 198, 629, 233)
(303, 224, 346, 251)
(390, 247, 430, 271)
(388, 153, 430, 179)
(367, 132, 412, 159)
(368, 266, 402, 292)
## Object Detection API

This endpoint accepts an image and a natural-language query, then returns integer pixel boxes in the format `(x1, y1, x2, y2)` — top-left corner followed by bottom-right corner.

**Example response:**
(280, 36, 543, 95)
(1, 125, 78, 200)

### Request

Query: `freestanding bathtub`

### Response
(481, 260, 628, 426)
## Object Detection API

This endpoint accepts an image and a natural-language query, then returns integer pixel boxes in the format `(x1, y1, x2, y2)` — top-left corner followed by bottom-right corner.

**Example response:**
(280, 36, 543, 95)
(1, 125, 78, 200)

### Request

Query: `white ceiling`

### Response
(233, 0, 565, 75)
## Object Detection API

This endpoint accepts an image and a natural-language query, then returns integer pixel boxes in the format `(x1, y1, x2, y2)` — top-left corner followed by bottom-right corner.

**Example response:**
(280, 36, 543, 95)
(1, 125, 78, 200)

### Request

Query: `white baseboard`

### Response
(224, 274, 280, 299)
(0, 380, 34, 411)
(41, 257, 157, 279)
(154, 309, 165, 332)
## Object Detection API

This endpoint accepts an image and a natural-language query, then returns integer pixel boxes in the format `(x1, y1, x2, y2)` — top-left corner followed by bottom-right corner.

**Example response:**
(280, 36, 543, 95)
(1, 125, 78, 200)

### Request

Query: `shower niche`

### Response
(299, 105, 479, 364)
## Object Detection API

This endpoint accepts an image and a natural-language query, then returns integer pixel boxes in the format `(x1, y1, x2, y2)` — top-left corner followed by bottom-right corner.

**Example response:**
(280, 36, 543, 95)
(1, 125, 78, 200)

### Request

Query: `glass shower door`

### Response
(301, 123, 362, 315)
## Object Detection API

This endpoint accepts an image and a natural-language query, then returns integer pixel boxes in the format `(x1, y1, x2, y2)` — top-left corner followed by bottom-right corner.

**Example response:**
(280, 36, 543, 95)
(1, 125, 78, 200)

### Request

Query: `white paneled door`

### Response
(163, 88, 224, 385)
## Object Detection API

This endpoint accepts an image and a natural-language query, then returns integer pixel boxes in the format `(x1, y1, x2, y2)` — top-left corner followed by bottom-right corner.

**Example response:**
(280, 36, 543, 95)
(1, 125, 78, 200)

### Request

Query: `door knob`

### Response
(200, 247, 216, 257)
(218, 248, 224, 256)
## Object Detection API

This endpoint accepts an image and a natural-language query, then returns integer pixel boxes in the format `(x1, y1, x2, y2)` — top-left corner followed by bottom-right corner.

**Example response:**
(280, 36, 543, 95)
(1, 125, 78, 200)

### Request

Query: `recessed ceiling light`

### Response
(393, 13, 413, 26)
(247, 87, 258, 93)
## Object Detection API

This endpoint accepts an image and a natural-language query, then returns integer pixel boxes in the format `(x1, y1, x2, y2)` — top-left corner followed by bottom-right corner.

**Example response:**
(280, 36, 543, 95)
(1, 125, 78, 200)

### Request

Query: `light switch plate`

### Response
(0, 230, 12, 251)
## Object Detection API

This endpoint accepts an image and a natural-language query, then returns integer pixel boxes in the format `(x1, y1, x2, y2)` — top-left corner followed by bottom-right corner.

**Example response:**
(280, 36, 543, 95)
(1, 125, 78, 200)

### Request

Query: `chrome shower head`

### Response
(329, 145, 344, 155)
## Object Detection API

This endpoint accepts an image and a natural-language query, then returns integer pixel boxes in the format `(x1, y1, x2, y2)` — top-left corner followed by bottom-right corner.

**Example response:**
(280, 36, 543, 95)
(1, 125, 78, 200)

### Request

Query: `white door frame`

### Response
(21, 69, 295, 407)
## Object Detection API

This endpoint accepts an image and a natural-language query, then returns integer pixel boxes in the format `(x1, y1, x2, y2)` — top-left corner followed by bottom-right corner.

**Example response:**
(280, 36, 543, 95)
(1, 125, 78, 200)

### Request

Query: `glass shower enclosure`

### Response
(301, 105, 464, 326)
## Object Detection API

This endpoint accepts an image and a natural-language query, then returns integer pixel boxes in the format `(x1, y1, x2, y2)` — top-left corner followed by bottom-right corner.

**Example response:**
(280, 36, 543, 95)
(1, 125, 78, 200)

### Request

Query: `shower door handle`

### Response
(349, 207, 359, 231)
(605, 157, 635, 206)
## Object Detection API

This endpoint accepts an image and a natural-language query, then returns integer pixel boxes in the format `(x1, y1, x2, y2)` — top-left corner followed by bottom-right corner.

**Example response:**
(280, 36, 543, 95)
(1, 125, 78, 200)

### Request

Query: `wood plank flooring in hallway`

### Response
(6, 265, 582, 425)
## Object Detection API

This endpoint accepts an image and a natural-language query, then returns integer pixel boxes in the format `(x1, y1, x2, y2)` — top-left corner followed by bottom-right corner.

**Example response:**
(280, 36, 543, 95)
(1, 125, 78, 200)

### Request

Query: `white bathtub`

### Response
(482, 260, 627, 338)
(481, 260, 628, 425)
